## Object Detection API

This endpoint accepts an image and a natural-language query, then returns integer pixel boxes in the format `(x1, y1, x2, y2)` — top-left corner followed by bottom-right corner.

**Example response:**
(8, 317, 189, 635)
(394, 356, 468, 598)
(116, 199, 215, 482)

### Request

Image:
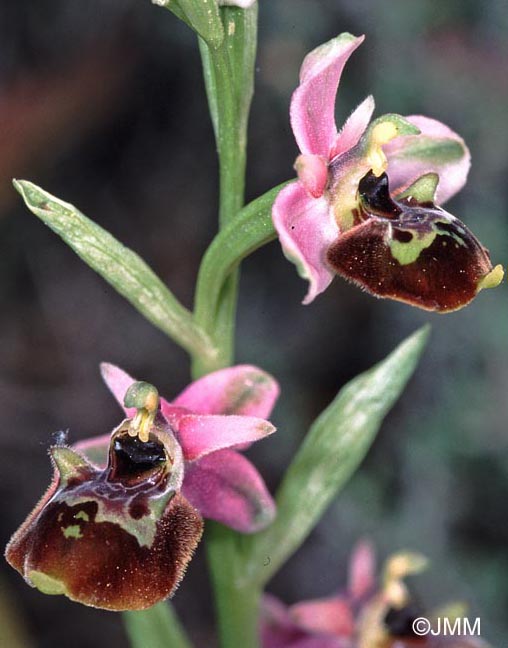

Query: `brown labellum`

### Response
(327, 171, 503, 312)
(5, 421, 203, 610)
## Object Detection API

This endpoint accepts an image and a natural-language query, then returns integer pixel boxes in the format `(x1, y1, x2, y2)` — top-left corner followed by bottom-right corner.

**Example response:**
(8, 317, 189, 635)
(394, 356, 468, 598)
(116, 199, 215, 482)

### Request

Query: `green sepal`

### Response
(396, 172, 439, 202)
(153, 0, 224, 49)
(13, 180, 216, 361)
(390, 134, 466, 166)
(50, 446, 93, 485)
(240, 326, 430, 587)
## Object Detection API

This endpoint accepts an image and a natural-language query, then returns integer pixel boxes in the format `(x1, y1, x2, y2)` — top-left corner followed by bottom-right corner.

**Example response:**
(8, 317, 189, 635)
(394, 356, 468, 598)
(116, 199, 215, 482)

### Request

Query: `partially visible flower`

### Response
(5, 385, 203, 611)
(91, 363, 279, 533)
(261, 542, 490, 648)
(5, 364, 278, 610)
(273, 33, 503, 310)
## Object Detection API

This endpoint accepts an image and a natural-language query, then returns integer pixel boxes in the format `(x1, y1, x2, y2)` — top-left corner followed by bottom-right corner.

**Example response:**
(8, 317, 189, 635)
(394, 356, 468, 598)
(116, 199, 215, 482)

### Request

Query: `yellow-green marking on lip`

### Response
(477, 264, 504, 291)
(29, 571, 68, 596)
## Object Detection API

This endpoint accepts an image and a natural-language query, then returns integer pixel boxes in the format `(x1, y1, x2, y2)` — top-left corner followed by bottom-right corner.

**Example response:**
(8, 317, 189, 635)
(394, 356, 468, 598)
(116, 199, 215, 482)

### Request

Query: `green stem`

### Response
(195, 6, 262, 648)
(197, 5, 258, 373)
(193, 183, 286, 375)
(198, 37, 243, 372)
(206, 523, 261, 648)
(200, 40, 247, 228)
(123, 602, 193, 648)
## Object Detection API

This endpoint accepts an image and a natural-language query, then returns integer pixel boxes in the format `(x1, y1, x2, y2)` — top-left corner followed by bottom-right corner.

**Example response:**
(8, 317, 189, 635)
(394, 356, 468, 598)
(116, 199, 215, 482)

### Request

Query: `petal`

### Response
(182, 449, 275, 532)
(261, 595, 347, 648)
(384, 115, 471, 204)
(290, 597, 355, 637)
(172, 365, 279, 418)
(100, 363, 136, 417)
(175, 414, 275, 461)
(331, 95, 375, 159)
(273, 182, 337, 304)
(291, 33, 364, 157)
(73, 434, 110, 468)
(348, 539, 376, 600)
(262, 593, 294, 629)
(295, 154, 329, 198)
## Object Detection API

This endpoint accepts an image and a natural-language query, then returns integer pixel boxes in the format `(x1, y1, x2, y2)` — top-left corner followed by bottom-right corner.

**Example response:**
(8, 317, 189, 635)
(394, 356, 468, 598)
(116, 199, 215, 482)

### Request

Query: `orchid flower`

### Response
(5, 364, 278, 610)
(261, 542, 490, 648)
(261, 541, 376, 648)
(94, 362, 278, 533)
(273, 33, 503, 311)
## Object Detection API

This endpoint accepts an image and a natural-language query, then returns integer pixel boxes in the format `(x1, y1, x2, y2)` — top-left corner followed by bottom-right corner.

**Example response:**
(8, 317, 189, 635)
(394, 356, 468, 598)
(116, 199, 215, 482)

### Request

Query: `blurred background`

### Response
(0, 0, 507, 645)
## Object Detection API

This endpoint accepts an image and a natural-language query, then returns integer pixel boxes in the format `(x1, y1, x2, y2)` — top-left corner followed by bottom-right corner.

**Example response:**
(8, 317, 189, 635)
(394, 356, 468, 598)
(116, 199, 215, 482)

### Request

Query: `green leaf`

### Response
(14, 180, 216, 361)
(153, 0, 224, 49)
(192, 182, 287, 375)
(240, 326, 430, 587)
(123, 602, 193, 648)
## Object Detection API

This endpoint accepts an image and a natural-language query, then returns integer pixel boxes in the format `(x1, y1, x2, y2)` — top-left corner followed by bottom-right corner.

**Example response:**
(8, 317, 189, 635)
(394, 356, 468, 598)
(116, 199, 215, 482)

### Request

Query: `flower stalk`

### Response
(194, 5, 264, 647)
(193, 4, 258, 378)
(124, 601, 193, 648)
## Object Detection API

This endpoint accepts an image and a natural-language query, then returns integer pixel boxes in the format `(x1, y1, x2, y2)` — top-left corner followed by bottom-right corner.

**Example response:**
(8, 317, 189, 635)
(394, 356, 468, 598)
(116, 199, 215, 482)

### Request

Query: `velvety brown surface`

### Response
(7, 493, 203, 611)
(327, 216, 492, 312)
(327, 173, 494, 312)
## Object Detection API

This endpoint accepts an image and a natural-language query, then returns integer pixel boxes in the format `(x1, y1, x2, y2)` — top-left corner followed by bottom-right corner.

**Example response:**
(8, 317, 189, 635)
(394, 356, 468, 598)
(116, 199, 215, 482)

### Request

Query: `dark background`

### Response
(0, 1, 507, 646)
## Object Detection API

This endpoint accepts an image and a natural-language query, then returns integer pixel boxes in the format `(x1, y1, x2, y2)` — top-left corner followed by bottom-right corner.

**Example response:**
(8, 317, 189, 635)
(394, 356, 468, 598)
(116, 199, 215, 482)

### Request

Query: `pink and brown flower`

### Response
(5, 364, 278, 610)
(261, 542, 490, 648)
(273, 33, 503, 311)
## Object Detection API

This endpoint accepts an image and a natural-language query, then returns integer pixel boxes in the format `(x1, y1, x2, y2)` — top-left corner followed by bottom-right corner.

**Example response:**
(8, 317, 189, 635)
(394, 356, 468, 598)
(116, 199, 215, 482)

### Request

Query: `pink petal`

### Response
(73, 434, 110, 468)
(100, 363, 136, 417)
(182, 449, 275, 533)
(295, 154, 329, 198)
(384, 115, 471, 204)
(348, 540, 376, 601)
(331, 95, 375, 158)
(262, 593, 294, 629)
(273, 182, 337, 304)
(175, 414, 275, 462)
(291, 34, 364, 157)
(290, 597, 354, 637)
(261, 595, 348, 648)
(173, 365, 279, 418)
(159, 403, 191, 428)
